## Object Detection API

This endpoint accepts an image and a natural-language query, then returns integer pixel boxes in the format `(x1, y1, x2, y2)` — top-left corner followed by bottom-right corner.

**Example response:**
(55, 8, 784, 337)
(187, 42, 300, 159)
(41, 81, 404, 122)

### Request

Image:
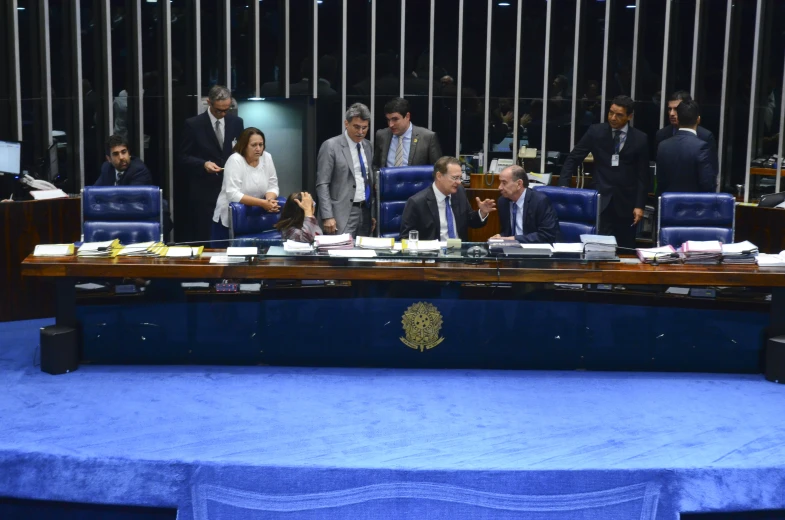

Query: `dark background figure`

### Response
(654, 90, 718, 172)
(94, 134, 152, 187)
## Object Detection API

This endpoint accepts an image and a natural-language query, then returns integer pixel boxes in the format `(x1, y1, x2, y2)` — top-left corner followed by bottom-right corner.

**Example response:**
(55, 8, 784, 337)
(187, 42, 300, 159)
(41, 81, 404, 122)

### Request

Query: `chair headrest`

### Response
(83, 186, 161, 220)
(230, 198, 286, 236)
(534, 186, 599, 223)
(379, 166, 434, 200)
(659, 192, 734, 227)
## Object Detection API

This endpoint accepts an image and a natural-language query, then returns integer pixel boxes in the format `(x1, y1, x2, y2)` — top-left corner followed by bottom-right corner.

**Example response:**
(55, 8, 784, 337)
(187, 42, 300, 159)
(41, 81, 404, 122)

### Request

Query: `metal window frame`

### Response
(540, 0, 552, 174)
(659, 0, 673, 129)
(133, 0, 144, 160)
(777, 55, 785, 194)
(716, 0, 732, 188)
(225, 0, 231, 90)
(102, 0, 113, 135)
(690, 0, 701, 95)
(195, 0, 202, 109)
(342, 0, 347, 132)
(370, 0, 376, 150)
(511, 0, 522, 159)
(743, 0, 764, 203)
(40, 0, 53, 148)
(285, 0, 290, 98)
(164, 0, 174, 225)
(254, 0, 260, 97)
(569, 0, 581, 150)
(600, 0, 611, 124)
(73, 0, 85, 188)
(630, 0, 641, 101)
(482, 0, 492, 171)
(313, 0, 318, 99)
(9, 0, 22, 140)
(428, 0, 435, 129)
(455, 0, 464, 157)
(399, 0, 405, 97)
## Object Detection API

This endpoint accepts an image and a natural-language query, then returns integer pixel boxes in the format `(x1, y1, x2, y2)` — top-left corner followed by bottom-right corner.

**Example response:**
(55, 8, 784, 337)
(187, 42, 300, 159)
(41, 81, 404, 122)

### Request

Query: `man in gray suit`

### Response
(316, 103, 374, 236)
(373, 97, 442, 169)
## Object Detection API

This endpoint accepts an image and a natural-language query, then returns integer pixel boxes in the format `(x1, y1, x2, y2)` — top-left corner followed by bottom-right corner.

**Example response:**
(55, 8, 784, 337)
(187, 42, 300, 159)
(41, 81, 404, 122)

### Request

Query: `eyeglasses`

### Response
(447, 175, 462, 182)
(212, 107, 231, 114)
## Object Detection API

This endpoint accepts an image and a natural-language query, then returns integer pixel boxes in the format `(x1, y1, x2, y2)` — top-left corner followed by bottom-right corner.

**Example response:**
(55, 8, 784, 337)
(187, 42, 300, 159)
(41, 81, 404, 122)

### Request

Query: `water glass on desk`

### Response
(408, 230, 419, 252)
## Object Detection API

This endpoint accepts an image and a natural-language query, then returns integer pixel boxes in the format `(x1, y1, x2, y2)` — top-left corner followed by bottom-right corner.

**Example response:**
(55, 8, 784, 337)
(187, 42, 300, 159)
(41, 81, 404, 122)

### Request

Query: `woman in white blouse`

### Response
(211, 127, 280, 243)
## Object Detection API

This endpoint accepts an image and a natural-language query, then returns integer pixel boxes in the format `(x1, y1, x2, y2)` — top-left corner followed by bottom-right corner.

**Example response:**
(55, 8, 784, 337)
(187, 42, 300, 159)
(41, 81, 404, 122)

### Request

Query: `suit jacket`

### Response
(372, 124, 442, 169)
(655, 130, 718, 195)
(400, 184, 485, 241)
(655, 124, 718, 172)
(560, 123, 649, 216)
(315, 134, 373, 234)
(497, 189, 560, 243)
(94, 157, 152, 186)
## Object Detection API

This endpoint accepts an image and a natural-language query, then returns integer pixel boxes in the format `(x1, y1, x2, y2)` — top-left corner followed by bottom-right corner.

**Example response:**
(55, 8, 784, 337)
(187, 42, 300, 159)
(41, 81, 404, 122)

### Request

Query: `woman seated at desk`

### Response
(211, 127, 280, 244)
(275, 191, 322, 243)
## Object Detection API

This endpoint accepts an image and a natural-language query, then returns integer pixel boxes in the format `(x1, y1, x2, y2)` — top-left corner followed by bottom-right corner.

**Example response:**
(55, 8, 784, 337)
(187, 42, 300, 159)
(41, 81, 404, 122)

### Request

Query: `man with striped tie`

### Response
(400, 156, 495, 241)
(373, 98, 442, 169)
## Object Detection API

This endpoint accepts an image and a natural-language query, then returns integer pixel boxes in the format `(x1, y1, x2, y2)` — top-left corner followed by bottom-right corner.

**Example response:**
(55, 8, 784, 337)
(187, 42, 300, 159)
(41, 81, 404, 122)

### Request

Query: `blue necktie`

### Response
(511, 202, 518, 236)
(445, 195, 456, 239)
(357, 143, 370, 202)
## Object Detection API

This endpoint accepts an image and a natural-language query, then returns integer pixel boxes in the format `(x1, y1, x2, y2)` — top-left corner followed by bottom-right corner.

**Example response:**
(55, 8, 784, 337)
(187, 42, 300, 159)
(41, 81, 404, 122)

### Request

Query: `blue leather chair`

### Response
(81, 186, 163, 243)
(378, 165, 434, 238)
(228, 197, 287, 240)
(534, 186, 600, 243)
(657, 192, 735, 248)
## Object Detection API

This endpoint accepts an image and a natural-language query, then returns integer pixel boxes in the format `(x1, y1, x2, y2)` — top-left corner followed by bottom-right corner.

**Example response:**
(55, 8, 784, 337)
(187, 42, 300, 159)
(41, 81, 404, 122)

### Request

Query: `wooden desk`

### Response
(750, 167, 785, 177)
(1, 198, 81, 322)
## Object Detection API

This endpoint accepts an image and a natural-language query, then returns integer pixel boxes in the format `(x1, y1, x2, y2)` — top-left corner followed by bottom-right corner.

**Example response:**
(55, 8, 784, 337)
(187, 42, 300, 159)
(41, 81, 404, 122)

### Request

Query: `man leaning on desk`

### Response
(94, 134, 152, 186)
(559, 95, 649, 249)
(491, 165, 560, 243)
(400, 156, 496, 241)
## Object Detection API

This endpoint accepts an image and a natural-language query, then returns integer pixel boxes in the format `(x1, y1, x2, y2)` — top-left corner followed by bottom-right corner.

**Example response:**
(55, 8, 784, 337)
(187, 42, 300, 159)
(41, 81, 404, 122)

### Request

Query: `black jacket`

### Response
(655, 124, 718, 172)
(655, 130, 718, 195)
(497, 188, 560, 243)
(400, 184, 486, 241)
(94, 157, 152, 186)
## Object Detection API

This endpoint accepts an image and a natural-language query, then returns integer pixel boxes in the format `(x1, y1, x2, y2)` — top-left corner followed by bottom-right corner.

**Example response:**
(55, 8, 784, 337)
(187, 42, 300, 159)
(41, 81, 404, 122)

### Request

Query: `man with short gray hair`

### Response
(316, 103, 375, 236)
(178, 85, 245, 242)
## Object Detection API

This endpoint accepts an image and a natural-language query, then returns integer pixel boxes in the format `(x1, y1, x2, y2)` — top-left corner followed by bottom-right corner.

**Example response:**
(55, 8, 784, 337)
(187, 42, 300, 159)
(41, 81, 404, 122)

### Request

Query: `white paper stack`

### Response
(756, 251, 785, 267)
(77, 239, 121, 257)
(226, 247, 258, 256)
(581, 234, 617, 260)
(283, 240, 314, 253)
(116, 242, 165, 257)
(314, 233, 353, 251)
(721, 241, 758, 264)
(487, 238, 516, 253)
(33, 243, 75, 256)
(552, 243, 584, 258)
(356, 236, 395, 249)
(681, 240, 722, 265)
(636, 245, 680, 264)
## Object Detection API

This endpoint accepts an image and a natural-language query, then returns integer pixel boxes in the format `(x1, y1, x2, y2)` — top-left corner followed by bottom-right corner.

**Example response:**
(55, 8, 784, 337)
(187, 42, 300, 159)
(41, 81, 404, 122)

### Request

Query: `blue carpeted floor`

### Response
(2, 318, 785, 519)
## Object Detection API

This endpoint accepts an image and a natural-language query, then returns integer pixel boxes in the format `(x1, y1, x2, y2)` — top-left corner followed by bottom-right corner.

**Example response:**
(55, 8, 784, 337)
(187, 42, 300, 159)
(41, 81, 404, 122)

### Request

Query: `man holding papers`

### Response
(400, 156, 496, 241)
(491, 165, 560, 243)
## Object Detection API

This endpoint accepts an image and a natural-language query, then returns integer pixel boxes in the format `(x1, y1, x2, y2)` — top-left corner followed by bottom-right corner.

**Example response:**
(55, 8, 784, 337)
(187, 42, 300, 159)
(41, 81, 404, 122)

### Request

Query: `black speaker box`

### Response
(40, 325, 78, 375)
(765, 336, 785, 384)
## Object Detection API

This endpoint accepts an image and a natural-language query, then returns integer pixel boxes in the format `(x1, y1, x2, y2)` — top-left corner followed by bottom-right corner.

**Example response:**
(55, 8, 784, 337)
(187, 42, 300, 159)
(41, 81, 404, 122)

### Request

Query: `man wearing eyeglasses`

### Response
(178, 85, 245, 243)
(400, 156, 496, 241)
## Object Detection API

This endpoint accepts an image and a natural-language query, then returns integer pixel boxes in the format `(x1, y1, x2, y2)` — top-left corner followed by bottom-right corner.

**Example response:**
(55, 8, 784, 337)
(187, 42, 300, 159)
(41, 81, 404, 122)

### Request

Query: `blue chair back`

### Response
(378, 165, 434, 238)
(229, 197, 287, 240)
(657, 192, 735, 248)
(81, 186, 163, 243)
(534, 186, 600, 243)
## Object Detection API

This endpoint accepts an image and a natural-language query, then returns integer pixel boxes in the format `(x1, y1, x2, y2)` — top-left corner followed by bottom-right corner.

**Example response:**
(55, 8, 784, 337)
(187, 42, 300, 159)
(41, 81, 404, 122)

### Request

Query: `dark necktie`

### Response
(612, 129, 620, 153)
(357, 143, 370, 202)
(115, 170, 122, 185)
(445, 196, 456, 239)
(511, 202, 518, 236)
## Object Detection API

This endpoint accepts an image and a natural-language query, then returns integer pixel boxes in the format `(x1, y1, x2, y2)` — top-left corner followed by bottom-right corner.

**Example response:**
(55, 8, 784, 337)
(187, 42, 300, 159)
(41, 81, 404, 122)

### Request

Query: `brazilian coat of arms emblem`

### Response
(400, 302, 445, 352)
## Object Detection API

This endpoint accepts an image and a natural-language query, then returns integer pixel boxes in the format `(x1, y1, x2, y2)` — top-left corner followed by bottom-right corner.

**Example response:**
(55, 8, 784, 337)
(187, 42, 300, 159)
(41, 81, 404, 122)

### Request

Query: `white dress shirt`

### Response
(344, 132, 369, 202)
(213, 151, 279, 226)
(680, 128, 697, 136)
(431, 183, 459, 241)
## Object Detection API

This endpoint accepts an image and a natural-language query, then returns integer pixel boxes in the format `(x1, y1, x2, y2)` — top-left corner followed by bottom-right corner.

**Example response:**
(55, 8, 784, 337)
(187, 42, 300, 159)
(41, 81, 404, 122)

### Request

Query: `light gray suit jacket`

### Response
(372, 124, 443, 169)
(316, 134, 373, 234)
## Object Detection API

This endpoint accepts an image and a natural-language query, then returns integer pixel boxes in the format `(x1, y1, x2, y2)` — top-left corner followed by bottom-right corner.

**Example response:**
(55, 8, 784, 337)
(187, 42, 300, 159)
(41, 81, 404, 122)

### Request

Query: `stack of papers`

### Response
(681, 240, 722, 265)
(328, 249, 376, 258)
(314, 234, 353, 251)
(636, 245, 680, 264)
(283, 240, 314, 253)
(403, 239, 441, 252)
(552, 243, 584, 257)
(721, 241, 758, 264)
(581, 234, 617, 260)
(356, 236, 395, 249)
(165, 246, 204, 258)
(226, 247, 258, 256)
(209, 255, 246, 264)
(33, 243, 75, 256)
(77, 239, 121, 258)
(756, 251, 785, 267)
(116, 242, 166, 257)
(501, 243, 554, 256)
(487, 238, 516, 253)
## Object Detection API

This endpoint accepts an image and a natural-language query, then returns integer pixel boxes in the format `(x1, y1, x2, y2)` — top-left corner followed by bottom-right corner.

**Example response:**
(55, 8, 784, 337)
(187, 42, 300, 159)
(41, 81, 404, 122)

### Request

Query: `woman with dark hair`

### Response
(211, 127, 279, 243)
(275, 191, 322, 243)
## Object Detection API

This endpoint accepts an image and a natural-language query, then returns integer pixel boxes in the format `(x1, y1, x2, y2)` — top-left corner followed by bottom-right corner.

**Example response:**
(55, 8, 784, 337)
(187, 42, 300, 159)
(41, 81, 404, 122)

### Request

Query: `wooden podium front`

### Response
(466, 174, 501, 242)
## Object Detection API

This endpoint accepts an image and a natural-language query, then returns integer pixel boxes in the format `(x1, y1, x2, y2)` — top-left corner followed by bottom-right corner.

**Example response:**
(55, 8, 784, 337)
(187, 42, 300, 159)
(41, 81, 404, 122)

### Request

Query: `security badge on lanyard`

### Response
(611, 131, 626, 167)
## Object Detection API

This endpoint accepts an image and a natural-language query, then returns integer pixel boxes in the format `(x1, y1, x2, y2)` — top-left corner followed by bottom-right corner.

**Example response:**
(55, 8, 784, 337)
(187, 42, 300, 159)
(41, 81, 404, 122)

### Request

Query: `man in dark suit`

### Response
(560, 95, 649, 249)
(94, 135, 152, 186)
(654, 90, 718, 171)
(178, 85, 244, 242)
(491, 165, 559, 243)
(373, 98, 442, 169)
(400, 156, 496, 241)
(655, 99, 718, 195)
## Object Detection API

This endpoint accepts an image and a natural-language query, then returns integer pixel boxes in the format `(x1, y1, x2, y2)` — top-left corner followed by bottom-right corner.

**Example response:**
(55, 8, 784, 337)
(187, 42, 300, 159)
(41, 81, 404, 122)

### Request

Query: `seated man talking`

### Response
(400, 156, 496, 241)
(491, 165, 559, 243)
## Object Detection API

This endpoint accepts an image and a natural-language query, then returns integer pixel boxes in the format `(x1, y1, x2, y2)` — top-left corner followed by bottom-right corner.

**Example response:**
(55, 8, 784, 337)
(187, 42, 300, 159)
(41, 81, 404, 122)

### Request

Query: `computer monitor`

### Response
(0, 140, 22, 178)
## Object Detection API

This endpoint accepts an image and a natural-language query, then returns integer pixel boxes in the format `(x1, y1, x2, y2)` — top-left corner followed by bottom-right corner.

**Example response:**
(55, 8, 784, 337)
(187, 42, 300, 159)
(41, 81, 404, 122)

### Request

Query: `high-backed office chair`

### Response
(81, 186, 163, 243)
(377, 165, 434, 239)
(534, 186, 600, 243)
(657, 192, 735, 248)
(228, 197, 288, 240)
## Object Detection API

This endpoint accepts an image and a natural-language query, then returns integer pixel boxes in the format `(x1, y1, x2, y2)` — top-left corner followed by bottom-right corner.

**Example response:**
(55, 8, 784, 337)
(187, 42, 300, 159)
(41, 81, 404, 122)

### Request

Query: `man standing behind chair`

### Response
(316, 103, 374, 236)
(654, 90, 718, 171)
(400, 156, 496, 241)
(373, 97, 442, 169)
(492, 165, 559, 243)
(655, 99, 718, 195)
(559, 95, 649, 249)
(178, 85, 244, 242)
(95, 134, 152, 186)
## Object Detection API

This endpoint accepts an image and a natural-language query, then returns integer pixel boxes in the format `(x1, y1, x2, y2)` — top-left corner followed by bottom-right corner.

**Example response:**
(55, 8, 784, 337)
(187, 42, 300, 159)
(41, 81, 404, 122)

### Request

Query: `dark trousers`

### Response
(600, 205, 637, 250)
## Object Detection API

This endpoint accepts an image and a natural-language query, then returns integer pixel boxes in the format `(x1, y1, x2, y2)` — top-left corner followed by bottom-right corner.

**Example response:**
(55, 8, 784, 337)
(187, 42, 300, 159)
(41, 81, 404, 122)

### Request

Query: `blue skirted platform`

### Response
(2, 318, 785, 519)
